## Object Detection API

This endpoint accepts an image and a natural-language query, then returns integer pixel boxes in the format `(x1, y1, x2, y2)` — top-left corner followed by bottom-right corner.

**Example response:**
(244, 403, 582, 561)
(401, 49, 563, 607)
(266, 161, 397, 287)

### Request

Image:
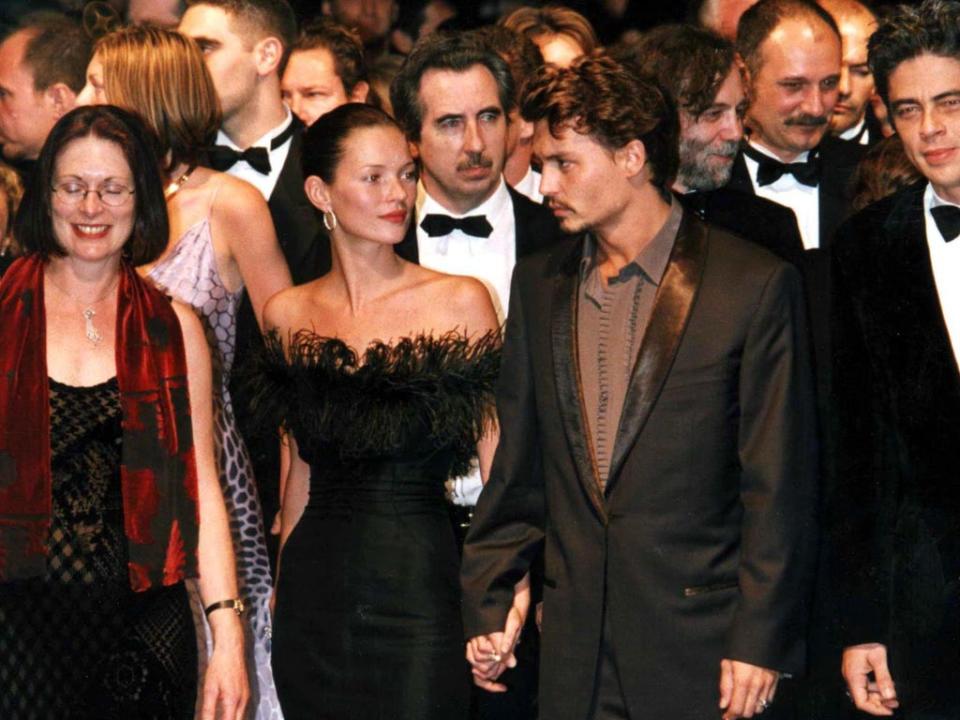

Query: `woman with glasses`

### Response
(0, 105, 247, 719)
(77, 27, 292, 717)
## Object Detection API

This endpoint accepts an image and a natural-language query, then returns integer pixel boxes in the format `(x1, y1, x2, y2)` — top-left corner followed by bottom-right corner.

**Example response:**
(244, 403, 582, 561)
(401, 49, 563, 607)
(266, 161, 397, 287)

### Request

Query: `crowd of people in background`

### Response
(0, 0, 957, 719)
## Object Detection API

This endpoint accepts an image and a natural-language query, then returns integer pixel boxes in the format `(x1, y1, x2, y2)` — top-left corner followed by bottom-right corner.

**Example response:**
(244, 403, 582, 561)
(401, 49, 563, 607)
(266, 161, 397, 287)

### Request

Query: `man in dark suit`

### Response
(620, 23, 805, 266)
(462, 52, 818, 720)
(831, 2, 960, 717)
(390, 32, 562, 720)
(179, 0, 326, 565)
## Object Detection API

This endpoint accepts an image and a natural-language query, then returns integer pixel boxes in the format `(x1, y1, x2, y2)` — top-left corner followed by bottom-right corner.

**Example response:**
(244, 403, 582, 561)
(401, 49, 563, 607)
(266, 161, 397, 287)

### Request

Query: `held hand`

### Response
(718, 658, 780, 719)
(201, 614, 249, 720)
(465, 575, 531, 693)
(842, 643, 899, 716)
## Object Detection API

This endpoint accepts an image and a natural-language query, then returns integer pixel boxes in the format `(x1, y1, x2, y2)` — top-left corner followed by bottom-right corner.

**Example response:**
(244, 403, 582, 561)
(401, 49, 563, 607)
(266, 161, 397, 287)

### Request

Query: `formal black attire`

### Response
(829, 182, 960, 719)
(462, 210, 819, 720)
(226, 117, 328, 570)
(251, 331, 500, 720)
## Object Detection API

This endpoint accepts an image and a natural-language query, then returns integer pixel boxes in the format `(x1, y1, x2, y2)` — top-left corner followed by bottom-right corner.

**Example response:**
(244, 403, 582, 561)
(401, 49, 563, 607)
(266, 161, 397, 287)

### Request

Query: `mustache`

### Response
(457, 153, 493, 171)
(711, 140, 740, 158)
(784, 114, 829, 127)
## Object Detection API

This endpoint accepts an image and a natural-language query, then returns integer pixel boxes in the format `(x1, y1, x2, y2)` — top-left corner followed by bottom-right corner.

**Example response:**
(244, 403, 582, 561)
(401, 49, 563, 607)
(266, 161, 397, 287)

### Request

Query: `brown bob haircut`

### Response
(94, 26, 222, 175)
(500, 4, 599, 56)
(15, 105, 169, 265)
(521, 51, 679, 193)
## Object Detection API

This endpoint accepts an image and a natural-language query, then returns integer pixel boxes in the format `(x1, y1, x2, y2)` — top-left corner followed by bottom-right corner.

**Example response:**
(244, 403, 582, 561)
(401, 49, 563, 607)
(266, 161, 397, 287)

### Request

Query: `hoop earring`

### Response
(323, 210, 337, 231)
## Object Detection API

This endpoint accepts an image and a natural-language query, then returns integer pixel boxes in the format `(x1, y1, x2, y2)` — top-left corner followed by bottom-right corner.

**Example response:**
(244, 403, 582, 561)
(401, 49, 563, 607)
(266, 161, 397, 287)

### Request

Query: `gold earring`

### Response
(323, 210, 337, 231)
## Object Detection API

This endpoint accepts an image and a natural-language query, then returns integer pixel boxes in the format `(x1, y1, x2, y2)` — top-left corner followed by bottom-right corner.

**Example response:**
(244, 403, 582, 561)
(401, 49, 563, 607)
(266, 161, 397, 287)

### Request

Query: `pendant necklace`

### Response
(47, 273, 120, 345)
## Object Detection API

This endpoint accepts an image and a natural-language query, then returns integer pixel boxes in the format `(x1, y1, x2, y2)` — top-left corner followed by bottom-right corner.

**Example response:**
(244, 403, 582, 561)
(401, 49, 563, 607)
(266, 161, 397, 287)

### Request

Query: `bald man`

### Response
(697, 0, 760, 39)
(817, 0, 880, 145)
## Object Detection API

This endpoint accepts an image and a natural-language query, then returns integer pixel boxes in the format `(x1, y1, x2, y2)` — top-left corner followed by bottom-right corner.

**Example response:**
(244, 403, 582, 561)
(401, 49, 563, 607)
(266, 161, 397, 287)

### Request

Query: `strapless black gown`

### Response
(249, 331, 501, 720)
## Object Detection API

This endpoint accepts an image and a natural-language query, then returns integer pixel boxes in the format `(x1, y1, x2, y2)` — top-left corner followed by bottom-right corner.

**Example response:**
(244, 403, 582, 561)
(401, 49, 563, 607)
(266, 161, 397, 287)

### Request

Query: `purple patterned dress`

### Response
(147, 214, 282, 719)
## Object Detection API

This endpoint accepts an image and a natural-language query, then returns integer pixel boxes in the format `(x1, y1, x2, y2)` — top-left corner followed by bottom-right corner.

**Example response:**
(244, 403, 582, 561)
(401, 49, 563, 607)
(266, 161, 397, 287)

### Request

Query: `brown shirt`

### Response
(577, 200, 682, 489)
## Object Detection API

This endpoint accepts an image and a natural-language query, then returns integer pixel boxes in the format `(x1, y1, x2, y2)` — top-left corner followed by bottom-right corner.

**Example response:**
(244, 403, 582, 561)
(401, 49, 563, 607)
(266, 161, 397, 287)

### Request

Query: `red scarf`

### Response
(0, 254, 199, 590)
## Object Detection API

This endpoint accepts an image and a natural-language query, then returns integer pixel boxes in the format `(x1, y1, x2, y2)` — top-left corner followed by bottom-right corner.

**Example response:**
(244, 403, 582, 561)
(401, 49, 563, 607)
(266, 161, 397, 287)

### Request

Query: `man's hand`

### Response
(718, 658, 780, 719)
(465, 574, 531, 693)
(842, 643, 899, 716)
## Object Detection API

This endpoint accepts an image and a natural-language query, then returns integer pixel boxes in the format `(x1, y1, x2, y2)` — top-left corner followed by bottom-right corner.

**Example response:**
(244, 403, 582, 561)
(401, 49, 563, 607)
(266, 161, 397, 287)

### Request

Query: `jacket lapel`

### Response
(605, 213, 708, 490)
(550, 240, 607, 522)
(728, 152, 755, 196)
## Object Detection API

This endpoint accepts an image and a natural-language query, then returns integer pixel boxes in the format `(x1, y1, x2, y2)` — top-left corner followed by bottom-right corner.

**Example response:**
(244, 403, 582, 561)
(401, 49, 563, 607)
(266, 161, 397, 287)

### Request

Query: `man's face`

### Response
(413, 64, 508, 214)
(327, 0, 396, 45)
(0, 31, 59, 161)
(746, 16, 841, 160)
(179, 5, 259, 123)
(677, 66, 748, 192)
(831, 11, 877, 135)
(282, 47, 355, 127)
(889, 53, 960, 203)
(534, 121, 635, 236)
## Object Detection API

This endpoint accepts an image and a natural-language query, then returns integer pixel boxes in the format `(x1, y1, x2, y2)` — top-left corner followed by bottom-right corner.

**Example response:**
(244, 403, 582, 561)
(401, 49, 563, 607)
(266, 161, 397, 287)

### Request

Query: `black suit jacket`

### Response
(829, 182, 960, 714)
(462, 211, 818, 720)
(680, 187, 805, 266)
(394, 185, 562, 264)
(728, 136, 865, 249)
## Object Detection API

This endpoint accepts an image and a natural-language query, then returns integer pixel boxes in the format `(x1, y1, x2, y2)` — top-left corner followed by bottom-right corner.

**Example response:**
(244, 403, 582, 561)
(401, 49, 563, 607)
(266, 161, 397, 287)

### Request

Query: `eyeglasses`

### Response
(51, 181, 135, 207)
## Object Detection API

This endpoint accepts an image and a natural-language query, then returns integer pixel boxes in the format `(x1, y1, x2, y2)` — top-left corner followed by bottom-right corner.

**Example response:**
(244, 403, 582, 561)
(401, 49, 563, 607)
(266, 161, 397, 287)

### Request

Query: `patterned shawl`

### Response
(0, 254, 199, 590)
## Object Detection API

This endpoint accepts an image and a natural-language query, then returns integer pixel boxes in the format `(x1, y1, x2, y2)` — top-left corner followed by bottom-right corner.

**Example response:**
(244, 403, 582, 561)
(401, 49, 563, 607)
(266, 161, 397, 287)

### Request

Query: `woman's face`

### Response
(322, 124, 418, 245)
(50, 135, 136, 263)
(76, 54, 108, 106)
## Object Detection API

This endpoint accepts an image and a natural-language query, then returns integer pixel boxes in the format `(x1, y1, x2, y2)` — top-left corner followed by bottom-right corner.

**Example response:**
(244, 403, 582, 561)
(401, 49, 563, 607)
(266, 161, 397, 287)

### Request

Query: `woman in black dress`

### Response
(0, 106, 247, 719)
(250, 103, 501, 719)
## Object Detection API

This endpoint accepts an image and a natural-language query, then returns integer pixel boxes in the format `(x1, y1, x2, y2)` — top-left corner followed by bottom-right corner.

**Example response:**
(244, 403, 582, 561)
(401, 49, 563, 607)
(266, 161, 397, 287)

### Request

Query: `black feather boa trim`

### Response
(241, 328, 502, 475)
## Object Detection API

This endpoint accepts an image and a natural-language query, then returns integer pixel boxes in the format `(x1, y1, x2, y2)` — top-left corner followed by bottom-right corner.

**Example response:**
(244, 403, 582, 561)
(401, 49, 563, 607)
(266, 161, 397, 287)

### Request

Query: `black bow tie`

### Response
(743, 143, 821, 187)
(420, 213, 493, 238)
(931, 204, 960, 241)
(206, 120, 295, 174)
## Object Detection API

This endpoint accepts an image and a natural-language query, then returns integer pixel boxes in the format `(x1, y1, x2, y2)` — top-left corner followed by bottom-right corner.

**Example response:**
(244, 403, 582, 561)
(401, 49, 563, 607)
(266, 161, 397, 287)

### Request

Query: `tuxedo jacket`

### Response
(728, 136, 865, 250)
(394, 185, 562, 264)
(829, 182, 960, 713)
(680, 187, 805, 267)
(461, 211, 819, 720)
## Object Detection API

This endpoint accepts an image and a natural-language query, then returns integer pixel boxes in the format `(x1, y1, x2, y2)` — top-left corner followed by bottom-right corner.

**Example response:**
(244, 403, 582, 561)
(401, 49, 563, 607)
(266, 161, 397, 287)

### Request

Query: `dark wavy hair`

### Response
(390, 31, 515, 142)
(499, 5, 599, 56)
(474, 24, 544, 105)
(737, 0, 840, 77)
(615, 24, 737, 118)
(521, 51, 679, 192)
(15, 105, 169, 265)
(302, 102, 402, 183)
(869, 0, 960, 106)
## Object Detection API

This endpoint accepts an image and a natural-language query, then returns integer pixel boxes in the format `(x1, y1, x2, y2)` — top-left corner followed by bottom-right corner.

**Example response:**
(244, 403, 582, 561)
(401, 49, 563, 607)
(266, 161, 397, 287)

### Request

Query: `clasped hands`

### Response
(465, 573, 531, 692)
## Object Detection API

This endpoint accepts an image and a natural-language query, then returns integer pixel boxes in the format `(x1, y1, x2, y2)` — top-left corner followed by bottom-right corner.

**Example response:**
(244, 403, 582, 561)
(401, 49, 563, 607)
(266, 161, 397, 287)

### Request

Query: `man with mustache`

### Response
(461, 51, 818, 720)
(390, 31, 562, 720)
(620, 23, 804, 265)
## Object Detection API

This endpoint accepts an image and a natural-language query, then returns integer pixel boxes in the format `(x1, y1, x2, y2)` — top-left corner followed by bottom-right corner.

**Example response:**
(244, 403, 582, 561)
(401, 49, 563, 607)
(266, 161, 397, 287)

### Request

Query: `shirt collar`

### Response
(216, 108, 293, 151)
(927, 182, 960, 210)
(579, 198, 681, 290)
(417, 176, 511, 222)
(746, 139, 810, 164)
(839, 117, 867, 142)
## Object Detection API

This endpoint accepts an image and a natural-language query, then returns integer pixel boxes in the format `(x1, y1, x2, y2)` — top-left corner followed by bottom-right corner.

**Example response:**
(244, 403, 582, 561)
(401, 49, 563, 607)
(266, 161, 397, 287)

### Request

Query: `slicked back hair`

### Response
(737, 0, 840, 77)
(868, 0, 960, 106)
(521, 51, 679, 192)
(390, 32, 515, 142)
(616, 24, 737, 118)
(500, 4, 599, 55)
(291, 17, 369, 97)
(185, 0, 296, 73)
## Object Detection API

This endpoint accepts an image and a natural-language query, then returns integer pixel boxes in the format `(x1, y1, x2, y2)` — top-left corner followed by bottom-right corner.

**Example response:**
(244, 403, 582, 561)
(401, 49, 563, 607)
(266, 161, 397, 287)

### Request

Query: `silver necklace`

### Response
(47, 273, 120, 345)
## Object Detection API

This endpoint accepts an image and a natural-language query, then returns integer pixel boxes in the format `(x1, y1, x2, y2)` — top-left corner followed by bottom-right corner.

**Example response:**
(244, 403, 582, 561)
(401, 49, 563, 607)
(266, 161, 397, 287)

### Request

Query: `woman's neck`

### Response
(330, 234, 407, 316)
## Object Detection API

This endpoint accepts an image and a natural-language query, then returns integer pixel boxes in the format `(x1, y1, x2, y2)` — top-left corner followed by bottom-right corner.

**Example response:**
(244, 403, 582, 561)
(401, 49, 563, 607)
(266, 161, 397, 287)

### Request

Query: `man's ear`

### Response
(254, 36, 284, 77)
(45, 83, 77, 119)
(408, 140, 420, 159)
(391, 28, 414, 56)
(350, 81, 371, 104)
(518, 117, 535, 143)
(304, 175, 333, 212)
(616, 138, 647, 179)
